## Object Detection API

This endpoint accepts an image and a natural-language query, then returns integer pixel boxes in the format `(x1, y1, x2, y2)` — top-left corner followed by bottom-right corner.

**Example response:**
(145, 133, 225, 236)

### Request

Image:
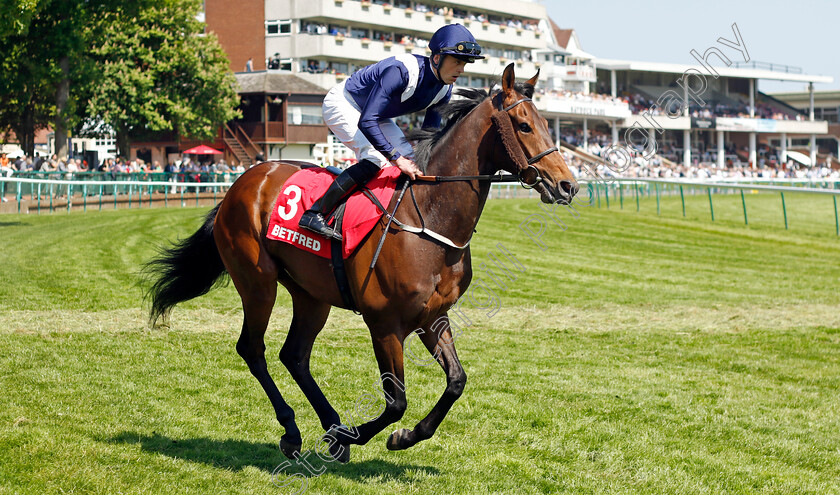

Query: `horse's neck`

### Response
(411, 102, 495, 245)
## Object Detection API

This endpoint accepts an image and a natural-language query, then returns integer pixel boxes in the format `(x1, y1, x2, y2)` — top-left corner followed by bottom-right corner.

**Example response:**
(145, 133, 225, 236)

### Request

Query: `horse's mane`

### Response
(406, 82, 535, 171)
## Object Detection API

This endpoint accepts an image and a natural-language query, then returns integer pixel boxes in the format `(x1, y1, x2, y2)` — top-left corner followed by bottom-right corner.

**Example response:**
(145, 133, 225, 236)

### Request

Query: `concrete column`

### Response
(554, 117, 560, 148)
(610, 70, 617, 98)
(749, 132, 757, 168)
(810, 134, 817, 166)
(780, 132, 787, 164)
(809, 82, 815, 121)
(749, 79, 755, 118)
(583, 118, 589, 149)
(717, 129, 725, 168)
(683, 129, 691, 167)
(683, 81, 689, 117)
(611, 121, 618, 145)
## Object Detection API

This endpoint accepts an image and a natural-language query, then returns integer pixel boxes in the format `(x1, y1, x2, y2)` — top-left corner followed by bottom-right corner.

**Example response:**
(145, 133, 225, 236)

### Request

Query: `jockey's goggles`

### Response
(440, 41, 482, 57)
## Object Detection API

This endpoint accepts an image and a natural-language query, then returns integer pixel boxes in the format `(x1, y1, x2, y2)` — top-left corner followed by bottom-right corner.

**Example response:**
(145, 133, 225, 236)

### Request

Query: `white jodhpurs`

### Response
(321, 80, 415, 168)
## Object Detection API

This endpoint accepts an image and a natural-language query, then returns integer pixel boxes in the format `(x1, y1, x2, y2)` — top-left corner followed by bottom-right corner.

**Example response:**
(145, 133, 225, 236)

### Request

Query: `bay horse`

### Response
(145, 64, 577, 463)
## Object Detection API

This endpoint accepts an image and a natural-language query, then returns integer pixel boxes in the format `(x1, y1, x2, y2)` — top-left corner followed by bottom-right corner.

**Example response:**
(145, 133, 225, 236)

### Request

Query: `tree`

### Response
(0, 0, 134, 157)
(0, 0, 238, 159)
(0, 0, 48, 39)
(0, 1, 61, 157)
(82, 0, 240, 157)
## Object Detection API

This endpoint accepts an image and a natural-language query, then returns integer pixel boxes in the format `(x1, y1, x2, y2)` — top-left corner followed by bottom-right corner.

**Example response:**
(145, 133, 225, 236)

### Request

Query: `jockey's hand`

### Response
(392, 156, 421, 180)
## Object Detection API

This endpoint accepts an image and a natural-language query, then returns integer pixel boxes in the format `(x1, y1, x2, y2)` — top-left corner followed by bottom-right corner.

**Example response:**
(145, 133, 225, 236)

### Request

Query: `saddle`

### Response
(266, 164, 402, 312)
(266, 164, 402, 259)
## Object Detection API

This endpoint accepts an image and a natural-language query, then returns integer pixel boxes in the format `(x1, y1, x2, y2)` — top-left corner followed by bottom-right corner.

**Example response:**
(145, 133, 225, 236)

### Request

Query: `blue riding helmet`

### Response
(429, 23, 484, 66)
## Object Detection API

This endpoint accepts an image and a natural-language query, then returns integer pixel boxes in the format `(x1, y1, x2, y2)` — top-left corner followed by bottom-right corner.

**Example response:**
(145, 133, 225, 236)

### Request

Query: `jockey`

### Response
(299, 23, 484, 241)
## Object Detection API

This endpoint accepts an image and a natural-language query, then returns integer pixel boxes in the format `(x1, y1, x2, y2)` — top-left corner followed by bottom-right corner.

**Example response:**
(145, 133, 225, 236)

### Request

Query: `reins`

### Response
(413, 173, 522, 183)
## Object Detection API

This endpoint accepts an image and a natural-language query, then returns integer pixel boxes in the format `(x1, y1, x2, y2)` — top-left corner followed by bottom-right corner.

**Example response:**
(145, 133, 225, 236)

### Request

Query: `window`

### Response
(350, 27, 368, 39)
(816, 106, 839, 123)
(268, 55, 292, 71)
(329, 61, 349, 74)
(287, 105, 324, 125)
(373, 30, 392, 42)
(266, 20, 292, 36)
(469, 77, 486, 88)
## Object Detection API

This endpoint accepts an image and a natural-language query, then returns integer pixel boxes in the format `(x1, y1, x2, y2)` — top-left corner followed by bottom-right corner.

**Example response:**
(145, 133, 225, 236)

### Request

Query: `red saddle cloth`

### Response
(266, 166, 401, 259)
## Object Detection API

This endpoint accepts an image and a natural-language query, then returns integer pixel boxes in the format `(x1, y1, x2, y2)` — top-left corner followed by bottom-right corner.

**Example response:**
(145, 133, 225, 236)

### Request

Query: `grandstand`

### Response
(586, 58, 832, 172)
(198, 0, 835, 173)
(5, 0, 835, 178)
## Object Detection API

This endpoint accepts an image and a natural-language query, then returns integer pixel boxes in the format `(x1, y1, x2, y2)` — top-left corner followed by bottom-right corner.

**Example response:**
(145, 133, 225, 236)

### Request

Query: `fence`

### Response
(0, 175, 237, 214)
(3, 173, 840, 236)
(576, 178, 840, 236)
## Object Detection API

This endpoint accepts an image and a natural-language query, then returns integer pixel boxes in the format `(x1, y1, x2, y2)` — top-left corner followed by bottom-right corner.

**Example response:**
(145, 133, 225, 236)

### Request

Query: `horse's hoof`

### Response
(279, 437, 301, 459)
(386, 428, 412, 451)
(322, 428, 351, 463)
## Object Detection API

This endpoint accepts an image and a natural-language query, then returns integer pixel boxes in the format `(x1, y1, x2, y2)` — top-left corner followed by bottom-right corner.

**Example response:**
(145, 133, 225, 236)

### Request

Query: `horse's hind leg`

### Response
(387, 314, 466, 451)
(279, 288, 342, 432)
(325, 324, 407, 450)
(234, 277, 302, 458)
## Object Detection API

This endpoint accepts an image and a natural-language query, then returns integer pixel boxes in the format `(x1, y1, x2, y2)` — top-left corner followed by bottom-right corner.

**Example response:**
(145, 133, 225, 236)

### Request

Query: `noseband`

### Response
(494, 96, 559, 189)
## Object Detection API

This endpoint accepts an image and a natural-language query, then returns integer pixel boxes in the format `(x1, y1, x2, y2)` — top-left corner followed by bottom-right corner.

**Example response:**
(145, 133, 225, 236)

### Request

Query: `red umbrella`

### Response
(182, 144, 222, 155)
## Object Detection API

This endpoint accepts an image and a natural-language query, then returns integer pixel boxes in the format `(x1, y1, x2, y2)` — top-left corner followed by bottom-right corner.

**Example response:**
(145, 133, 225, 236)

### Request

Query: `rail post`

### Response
(834, 196, 839, 236)
(679, 185, 685, 217)
(655, 183, 660, 216)
(707, 187, 714, 222)
(781, 192, 788, 230)
(740, 189, 748, 225)
(619, 182, 624, 209)
(635, 181, 640, 212)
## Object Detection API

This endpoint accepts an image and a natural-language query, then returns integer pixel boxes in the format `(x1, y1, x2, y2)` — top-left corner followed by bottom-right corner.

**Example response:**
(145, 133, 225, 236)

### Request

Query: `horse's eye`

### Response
(518, 123, 532, 133)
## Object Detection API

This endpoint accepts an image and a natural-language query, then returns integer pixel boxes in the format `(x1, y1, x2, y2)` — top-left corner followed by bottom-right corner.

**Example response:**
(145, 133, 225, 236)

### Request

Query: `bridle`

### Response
(496, 96, 559, 189)
(368, 93, 561, 260)
(414, 94, 559, 189)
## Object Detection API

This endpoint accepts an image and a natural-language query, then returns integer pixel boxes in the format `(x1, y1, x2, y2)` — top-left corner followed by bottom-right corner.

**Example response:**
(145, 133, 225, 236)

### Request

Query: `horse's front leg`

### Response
(324, 330, 407, 455)
(387, 314, 466, 450)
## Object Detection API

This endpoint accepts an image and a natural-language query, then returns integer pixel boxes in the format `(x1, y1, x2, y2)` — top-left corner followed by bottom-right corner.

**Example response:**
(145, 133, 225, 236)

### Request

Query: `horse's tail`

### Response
(144, 203, 227, 326)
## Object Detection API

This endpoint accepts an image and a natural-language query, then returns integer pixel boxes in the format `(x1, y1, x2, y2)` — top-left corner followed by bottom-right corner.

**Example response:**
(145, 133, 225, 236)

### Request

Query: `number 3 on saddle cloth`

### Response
(266, 166, 402, 258)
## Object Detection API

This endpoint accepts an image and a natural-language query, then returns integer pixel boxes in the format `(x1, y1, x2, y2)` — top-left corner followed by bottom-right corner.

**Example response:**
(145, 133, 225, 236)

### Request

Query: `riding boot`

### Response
(299, 159, 381, 241)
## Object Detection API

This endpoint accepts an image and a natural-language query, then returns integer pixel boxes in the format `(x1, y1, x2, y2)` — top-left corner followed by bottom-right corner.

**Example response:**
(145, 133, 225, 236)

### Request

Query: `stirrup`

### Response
(300, 211, 343, 241)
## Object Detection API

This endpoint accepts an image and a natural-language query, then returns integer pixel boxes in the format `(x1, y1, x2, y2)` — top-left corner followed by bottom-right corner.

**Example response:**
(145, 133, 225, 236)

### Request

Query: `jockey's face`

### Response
(435, 55, 467, 84)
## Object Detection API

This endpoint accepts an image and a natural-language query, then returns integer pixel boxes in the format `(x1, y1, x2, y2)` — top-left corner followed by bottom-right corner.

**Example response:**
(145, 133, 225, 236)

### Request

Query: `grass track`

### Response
(1, 193, 839, 494)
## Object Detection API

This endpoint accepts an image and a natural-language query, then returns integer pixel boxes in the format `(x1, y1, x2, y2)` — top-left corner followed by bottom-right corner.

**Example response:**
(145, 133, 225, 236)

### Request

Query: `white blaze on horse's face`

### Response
(500, 64, 578, 205)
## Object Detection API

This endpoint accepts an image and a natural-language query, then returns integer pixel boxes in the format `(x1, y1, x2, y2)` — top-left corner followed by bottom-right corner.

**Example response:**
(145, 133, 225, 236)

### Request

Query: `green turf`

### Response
(1, 190, 839, 494)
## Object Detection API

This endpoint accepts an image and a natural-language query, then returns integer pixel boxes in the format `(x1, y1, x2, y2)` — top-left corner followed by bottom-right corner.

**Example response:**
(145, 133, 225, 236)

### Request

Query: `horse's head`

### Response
(491, 64, 578, 205)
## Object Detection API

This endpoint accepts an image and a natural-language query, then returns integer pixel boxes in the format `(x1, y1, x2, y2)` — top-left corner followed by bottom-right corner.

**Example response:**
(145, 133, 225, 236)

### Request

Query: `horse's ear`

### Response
(526, 69, 540, 87)
(501, 63, 516, 95)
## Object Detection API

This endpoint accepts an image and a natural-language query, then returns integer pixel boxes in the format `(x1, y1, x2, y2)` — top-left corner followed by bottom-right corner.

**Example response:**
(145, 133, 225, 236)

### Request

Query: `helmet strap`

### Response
(431, 54, 443, 81)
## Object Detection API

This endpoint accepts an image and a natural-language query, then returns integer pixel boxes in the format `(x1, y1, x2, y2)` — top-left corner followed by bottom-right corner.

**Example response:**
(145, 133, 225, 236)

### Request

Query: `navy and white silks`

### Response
(322, 54, 452, 167)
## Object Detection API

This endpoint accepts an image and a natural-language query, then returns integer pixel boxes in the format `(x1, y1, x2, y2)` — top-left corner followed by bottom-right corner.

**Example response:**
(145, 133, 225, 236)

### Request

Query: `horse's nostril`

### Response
(560, 180, 578, 197)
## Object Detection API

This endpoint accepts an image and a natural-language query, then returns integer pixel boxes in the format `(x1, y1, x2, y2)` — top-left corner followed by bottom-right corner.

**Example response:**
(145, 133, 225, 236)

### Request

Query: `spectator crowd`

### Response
(1, 152, 250, 180)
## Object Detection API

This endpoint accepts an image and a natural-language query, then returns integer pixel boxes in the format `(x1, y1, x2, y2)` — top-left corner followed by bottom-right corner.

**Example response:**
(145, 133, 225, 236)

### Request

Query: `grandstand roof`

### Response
(546, 19, 594, 60)
(549, 19, 574, 49)
(594, 58, 833, 84)
(768, 90, 840, 105)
